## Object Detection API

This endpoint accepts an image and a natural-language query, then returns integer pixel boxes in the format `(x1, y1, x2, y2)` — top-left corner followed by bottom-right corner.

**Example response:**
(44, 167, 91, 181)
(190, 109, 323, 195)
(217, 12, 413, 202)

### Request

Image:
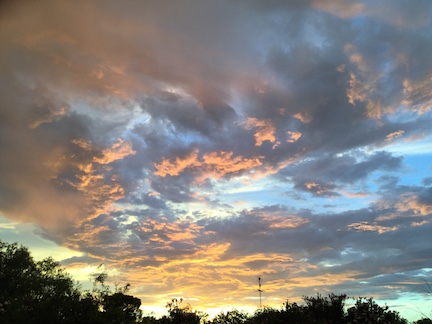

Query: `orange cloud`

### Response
(342, 191, 370, 198)
(242, 118, 277, 147)
(93, 138, 136, 165)
(148, 190, 160, 197)
(265, 215, 309, 229)
(345, 44, 368, 72)
(337, 64, 345, 73)
(347, 72, 367, 105)
(366, 100, 382, 120)
(154, 149, 200, 177)
(96, 243, 362, 313)
(293, 111, 312, 123)
(29, 106, 68, 129)
(4, 135, 130, 230)
(344, 45, 381, 113)
(386, 130, 404, 141)
(154, 149, 263, 181)
(72, 138, 93, 150)
(119, 247, 295, 306)
(65, 138, 133, 222)
(396, 194, 432, 216)
(249, 158, 295, 180)
(200, 151, 262, 180)
(305, 182, 332, 195)
(402, 78, 432, 114)
(245, 209, 309, 230)
(347, 222, 398, 234)
(411, 220, 429, 227)
(287, 131, 302, 143)
(140, 218, 205, 244)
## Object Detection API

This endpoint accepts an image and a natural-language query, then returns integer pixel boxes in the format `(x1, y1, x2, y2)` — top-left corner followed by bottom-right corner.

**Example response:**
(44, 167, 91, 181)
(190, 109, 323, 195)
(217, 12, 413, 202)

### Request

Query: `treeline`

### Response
(0, 240, 429, 323)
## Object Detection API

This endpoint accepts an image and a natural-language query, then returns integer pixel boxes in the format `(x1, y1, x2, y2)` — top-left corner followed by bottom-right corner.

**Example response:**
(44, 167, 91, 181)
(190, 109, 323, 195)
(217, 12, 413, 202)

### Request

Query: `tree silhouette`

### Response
(211, 309, 248, 324)
(164, 298, 204, 324)
(0, 240, 143, 323)
(346, 297, 407, 324)
(0, 241, 81, 323)
(302, 293, 347, 323)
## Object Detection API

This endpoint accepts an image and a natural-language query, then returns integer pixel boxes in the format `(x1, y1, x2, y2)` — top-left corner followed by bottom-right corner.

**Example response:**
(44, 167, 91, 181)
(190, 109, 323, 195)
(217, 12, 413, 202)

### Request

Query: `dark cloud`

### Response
(422, 177, 432, 186)
(283, 151, 402, 199)
(417, 187, 432, 205)
(294, 180, 340, 197)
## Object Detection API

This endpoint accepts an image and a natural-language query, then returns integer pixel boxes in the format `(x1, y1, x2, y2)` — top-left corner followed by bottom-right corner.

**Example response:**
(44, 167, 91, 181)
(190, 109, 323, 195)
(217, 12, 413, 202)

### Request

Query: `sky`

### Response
(1, 0, 432, 320)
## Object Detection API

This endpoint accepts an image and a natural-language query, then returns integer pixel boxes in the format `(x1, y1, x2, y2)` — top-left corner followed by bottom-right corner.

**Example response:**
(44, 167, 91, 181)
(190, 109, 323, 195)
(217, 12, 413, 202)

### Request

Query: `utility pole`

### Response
(258, 276, 263, 311)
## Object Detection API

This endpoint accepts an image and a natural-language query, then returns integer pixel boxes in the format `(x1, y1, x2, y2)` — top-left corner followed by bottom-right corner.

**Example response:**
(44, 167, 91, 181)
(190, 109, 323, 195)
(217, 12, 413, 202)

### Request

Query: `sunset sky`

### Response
(1, 0, 432, 320)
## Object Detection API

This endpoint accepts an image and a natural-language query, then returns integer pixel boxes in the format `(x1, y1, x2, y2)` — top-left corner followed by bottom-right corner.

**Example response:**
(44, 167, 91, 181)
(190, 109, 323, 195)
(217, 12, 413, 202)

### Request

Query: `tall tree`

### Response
(0, 241, 81, 323)
(0, 240, 143, 323)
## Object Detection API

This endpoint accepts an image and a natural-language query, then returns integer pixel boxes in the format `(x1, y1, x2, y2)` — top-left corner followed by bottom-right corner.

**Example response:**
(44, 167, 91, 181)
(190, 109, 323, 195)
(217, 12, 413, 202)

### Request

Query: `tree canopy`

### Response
(0, 240, 141, 323)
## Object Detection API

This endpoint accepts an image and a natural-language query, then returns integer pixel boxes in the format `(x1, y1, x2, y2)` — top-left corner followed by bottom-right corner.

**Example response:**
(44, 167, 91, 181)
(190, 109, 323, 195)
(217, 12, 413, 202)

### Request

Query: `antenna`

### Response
(258, 276, 263, 310)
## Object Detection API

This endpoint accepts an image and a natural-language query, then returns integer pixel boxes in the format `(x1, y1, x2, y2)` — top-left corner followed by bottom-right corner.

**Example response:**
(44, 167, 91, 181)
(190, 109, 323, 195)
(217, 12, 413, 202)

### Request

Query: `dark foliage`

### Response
(237, 294, 408, 324)
(211, 309, 248, 324)
(346, 297, 408, 324)
(0, 240, 142, 323)
(416, 319, 432, 324)
(162, 298, 204, 324)
(211, 294, 408, 324)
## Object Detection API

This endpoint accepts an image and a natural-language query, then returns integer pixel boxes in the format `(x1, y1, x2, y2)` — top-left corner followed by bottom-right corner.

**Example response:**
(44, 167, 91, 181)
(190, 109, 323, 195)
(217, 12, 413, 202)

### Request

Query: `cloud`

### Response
(287, 131, 302, 143)
(296, 181, 339, 197)
(347, 71, 367, 106)
(154, 149, 263, 182)
(396, 192, 432, 216)
(200, 151, 263, 180)
(242, 118, 278, 147)
(93, 138, 136, 165)
(293, 112, 312, 124)
(411, 220, 429, 227)
(284, 151, 402, 199)
(154, 149, 200, 177)
(402, 78, 432, 115)
(1, 0, 432, 318)
(311, 0, 366, 19)
(347, 222, 398, 234)
(386, 130, 405, 141)
(313, 0, 431, 28)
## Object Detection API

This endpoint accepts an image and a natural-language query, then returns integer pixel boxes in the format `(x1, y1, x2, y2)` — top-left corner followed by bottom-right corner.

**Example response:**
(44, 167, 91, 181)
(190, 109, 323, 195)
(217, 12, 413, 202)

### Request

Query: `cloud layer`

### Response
(1, 0, 432, 319)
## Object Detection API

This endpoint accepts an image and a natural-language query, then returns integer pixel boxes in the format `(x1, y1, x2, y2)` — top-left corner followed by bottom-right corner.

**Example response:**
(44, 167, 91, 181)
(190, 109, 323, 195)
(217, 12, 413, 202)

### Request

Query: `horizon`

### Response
(1, 1, 432, 322)
(0, 241, 426, 321)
